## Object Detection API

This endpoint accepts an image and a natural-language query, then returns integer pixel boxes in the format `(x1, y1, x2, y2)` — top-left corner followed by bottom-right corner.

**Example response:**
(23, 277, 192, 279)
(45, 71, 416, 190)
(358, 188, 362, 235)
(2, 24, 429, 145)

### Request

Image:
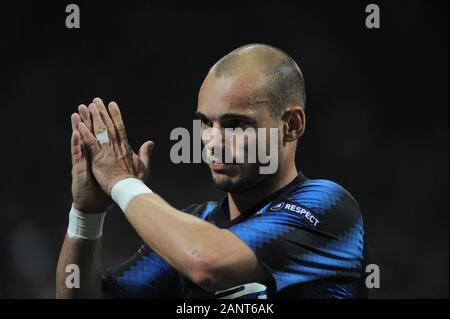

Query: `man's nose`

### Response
(203, 124, 223, 151)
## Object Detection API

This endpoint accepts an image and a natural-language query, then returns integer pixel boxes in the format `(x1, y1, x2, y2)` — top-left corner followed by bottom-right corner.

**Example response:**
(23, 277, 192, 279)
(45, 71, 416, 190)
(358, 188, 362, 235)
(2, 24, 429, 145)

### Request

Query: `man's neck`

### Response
(227, 164, 299, 221)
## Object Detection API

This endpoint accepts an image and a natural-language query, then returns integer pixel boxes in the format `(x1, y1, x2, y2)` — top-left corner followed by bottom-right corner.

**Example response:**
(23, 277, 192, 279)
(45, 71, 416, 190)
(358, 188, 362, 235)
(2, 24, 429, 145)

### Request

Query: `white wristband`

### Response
(111, 178, 153, 213)
(67, 206, 106, 240)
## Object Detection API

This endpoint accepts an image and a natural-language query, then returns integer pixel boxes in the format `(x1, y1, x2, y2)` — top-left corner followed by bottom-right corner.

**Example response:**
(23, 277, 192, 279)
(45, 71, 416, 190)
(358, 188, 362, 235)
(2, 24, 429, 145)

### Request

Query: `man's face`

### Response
(196, 70, 282, 193)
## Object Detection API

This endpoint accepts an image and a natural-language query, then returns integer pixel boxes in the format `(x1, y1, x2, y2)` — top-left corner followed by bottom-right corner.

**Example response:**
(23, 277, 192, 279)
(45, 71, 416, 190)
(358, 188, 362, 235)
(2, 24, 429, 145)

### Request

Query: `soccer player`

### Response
(56, 44, 368, 299)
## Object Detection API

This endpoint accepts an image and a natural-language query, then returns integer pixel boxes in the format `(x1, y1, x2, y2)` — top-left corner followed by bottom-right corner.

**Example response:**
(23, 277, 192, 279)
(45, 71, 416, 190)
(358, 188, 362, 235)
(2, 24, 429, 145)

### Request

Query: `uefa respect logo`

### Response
(169, 120, 279, 174)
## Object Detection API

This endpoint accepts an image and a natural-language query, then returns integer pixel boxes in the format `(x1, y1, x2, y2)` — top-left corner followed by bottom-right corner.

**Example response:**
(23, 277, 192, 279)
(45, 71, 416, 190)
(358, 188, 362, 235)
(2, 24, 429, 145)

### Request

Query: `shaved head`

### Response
(209, 43, 306, 116)
(197, 44, 306, 193)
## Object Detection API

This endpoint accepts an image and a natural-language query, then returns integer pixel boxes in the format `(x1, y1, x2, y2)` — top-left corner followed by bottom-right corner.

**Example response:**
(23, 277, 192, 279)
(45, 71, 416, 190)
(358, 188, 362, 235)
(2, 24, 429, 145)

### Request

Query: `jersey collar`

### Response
(209, 172, 307, 228)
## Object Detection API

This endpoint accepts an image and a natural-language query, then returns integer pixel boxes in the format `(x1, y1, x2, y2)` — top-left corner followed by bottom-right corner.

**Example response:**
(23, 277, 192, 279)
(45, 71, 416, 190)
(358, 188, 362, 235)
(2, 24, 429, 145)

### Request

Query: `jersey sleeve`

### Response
(103, 244, 183, 298)
(227, 179, 365, 295)
(102, 203, 215, 298)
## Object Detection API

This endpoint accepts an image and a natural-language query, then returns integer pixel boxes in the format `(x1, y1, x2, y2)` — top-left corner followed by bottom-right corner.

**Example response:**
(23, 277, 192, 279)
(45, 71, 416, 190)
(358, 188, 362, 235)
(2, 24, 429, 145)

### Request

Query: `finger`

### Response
(78, 104, 92, 132)
(88, 103, 109, 145)
(93, 97, 117, 144)
(108, 101, 129, 147)
(107, 101, 135, 172)
(71, 113, 82, 132)
(71, 112, 88, 151)
(78, 122, 101, 156)
(71, 130, 83, 165)
(138, 141, 155, 170)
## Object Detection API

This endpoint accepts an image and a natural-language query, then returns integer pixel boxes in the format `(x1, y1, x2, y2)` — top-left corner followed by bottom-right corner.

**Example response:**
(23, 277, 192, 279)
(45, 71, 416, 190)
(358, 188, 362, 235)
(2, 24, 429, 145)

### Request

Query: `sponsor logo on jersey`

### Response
(270, 202, 285, 211)
(215, 282, 268, 299)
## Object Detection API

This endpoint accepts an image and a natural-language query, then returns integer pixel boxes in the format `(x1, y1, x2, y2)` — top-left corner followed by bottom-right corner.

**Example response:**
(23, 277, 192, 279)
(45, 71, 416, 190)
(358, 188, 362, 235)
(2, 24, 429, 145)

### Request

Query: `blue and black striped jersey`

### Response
(103, 174, 368, 298)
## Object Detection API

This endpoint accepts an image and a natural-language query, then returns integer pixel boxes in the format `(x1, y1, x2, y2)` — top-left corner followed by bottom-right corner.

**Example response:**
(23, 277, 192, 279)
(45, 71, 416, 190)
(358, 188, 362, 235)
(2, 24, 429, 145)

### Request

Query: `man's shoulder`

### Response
(272, 178, 363, 232)
(288, 178, 360, 213)
(181, 201, 219, 220)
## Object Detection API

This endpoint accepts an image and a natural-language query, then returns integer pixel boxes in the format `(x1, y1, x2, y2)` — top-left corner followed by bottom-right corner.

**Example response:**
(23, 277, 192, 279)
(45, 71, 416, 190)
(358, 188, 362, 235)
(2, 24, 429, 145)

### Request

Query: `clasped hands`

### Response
(70, 97, 154, 214)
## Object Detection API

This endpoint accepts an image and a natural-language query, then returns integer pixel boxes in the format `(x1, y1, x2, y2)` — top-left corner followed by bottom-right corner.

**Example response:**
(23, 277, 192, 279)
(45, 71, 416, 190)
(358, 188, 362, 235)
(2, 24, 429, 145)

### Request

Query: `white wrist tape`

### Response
(67, 206, 106, 240)
(111, 178, 153, 213)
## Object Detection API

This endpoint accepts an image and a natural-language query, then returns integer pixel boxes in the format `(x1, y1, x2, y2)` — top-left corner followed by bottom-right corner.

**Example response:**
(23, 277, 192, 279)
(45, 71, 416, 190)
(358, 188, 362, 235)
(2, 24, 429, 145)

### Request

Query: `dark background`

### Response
(0, 0, 448, 298)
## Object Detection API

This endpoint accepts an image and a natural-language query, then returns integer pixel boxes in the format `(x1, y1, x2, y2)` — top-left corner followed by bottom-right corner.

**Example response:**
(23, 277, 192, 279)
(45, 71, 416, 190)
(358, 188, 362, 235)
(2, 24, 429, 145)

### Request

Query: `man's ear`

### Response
(282, 106, 306, 142)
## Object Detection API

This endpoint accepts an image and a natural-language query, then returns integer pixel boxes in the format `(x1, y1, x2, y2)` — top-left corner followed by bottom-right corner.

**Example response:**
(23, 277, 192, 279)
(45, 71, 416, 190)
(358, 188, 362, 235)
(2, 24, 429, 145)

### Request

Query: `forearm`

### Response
(124, 193, 262, 291)
(56, 204, 108, 298)
(56, 235, 103, 298)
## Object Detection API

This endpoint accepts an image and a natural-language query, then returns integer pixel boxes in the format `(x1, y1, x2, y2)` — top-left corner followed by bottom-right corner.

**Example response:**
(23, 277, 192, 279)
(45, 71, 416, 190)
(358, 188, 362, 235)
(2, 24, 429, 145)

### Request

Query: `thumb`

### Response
(138, 140, 155, 170)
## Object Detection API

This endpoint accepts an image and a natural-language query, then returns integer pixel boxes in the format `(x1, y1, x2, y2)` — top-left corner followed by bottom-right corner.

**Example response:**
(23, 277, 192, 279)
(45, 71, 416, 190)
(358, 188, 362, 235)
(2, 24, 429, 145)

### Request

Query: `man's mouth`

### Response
(210, 157, 236, 172)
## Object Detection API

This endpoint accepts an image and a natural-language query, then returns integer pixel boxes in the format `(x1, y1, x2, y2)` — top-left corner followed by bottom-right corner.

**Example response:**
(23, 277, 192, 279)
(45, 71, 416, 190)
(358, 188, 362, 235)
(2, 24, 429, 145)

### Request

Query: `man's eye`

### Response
(224, 120, 250, 129)
(201, 119, 212, 127)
